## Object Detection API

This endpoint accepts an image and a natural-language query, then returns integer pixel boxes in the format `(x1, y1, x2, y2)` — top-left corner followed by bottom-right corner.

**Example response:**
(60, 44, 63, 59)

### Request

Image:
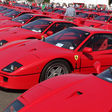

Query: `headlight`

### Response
(3, 99, 24, 112)
(2, 61, 23, 73)
(0, 40, 8, 46)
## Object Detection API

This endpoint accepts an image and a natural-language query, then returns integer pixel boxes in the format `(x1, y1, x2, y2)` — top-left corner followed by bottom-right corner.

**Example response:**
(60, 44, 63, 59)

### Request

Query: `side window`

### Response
(79, 36, 94, 51)
(54, 23, 75, 33)
(29, 17, 41, 22)
(93, 34, 112, 51)
(45, 23, 67, 34)
(79, 34, 112, 51)
(89, 14, 93, 18)
(45, 24, 55, 34)
(30, 17, 51, 22)
(109, 17, 112, 22)
(45, 23, 79, 34)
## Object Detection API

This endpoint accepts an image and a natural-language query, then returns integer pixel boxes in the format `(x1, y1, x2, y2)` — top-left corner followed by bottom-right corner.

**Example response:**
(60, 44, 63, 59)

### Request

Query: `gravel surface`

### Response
(0, 88, 25, 112)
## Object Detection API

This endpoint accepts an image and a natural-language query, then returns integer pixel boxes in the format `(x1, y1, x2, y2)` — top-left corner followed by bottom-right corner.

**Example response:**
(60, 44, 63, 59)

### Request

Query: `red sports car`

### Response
(0, 14, 53, 30)
(99, 23, 112, 30)
(0, 27, 112, 89)
(0, 6, 8, 12)
(84, 15, 112, 28)
(0, 10, 33, 22)
(44, 8, 66, 19)
(3, 65, 112, 112)
(98, 10, 112, 15)
(73, 12, 99, 25)
(0, 8, 15, 16)
(0, 18, 80, 46)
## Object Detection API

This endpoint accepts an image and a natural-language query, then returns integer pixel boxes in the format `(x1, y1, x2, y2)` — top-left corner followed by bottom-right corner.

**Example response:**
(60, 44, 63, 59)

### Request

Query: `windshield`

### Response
(54, 10, 64, 14)
(97, 67, 112, 83)
(0, 7, 7, 12)
(45, 28, 89, 50)
(83, 9, 89, 11)
(12, 14, 33, 24)
(47, 8, 53, 12)
(22, 19, 52, 33)
(4, 11, 21, 18)
(35, 7, 41, 10)
(77, 13, 88, 18)
(94, 16, 109, 21)
(0, 9, 15, 14)
(101, 11, 108, 13)
(3, 99, 24, 112)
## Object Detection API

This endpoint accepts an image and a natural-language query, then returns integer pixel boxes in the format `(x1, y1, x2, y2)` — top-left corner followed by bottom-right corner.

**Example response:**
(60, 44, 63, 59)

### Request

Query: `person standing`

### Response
(42, 1, 46, 11)
(64, 3, 76, 21)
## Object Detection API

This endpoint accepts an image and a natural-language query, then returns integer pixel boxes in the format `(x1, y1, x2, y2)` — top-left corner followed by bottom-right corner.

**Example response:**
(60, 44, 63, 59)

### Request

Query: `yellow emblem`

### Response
(75, 55, 78, 61)
(41, 35, 44, 39)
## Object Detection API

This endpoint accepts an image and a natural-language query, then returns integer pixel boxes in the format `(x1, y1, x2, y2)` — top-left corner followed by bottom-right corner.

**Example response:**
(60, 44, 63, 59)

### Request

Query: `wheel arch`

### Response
(39, 58, 74, 82)
(41, 58, 74, 75)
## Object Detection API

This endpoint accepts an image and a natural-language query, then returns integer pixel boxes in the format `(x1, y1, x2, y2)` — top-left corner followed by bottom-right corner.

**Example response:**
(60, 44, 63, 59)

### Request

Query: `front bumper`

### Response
(0, 72, 40, 90)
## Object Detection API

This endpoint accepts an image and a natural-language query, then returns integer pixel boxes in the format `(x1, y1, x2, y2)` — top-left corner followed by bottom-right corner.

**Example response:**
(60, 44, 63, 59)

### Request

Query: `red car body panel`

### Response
(0, 10, 34, 22)
(0, 14, 53, 30)
(84, 15, 112, 28)
(43, 8, 66, 19)
(73, 12, 99, 25)
(0, 27, 112, 89)
(0, 18, 81, 43)
(99, 23, 112, 30)
(3, 71, 112, 112)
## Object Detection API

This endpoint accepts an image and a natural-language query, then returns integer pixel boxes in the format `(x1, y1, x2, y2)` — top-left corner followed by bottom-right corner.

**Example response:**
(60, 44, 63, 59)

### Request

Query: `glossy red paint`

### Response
(73, 12, 99, 25)
(3, 67, 112, 111)
(0, 14, 53, 29)
(84, 15, 112, 28)
(0, 18, 81, 44)
(0, 9, 34, 22)
(0, 27, 111, 89)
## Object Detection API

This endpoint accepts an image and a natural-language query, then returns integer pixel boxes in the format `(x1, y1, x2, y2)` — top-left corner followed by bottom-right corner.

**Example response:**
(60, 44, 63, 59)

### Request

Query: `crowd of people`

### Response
(0, 0, 111, 10)
(0, 0, 112, 16)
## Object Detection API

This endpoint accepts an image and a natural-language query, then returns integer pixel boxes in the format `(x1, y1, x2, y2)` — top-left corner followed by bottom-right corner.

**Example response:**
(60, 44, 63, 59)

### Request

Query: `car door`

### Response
(78, 33, 112, 73)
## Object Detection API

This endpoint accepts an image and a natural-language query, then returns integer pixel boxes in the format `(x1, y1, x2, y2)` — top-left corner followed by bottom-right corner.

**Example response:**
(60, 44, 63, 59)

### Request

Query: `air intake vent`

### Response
(77, 91, 83, 95)
(66, 91, 83, 99)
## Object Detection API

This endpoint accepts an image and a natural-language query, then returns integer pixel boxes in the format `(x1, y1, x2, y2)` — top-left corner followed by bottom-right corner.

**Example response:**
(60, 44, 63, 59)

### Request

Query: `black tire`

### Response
(39, 59, 71, 82)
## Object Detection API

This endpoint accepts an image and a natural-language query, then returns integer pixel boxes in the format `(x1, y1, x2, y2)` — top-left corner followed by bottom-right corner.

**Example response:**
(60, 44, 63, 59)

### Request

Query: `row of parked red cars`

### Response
(1, 3, 112, 112)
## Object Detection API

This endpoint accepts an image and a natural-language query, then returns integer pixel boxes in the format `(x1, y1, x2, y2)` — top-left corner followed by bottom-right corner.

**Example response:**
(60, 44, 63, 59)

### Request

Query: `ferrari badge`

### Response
(75, 55, 78, 61)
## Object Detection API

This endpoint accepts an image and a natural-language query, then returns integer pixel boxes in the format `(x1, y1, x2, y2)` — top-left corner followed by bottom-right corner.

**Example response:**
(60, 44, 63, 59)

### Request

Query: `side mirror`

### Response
(88, 17, 92, 20)
(82, 47, 92, 53)
(93, 61, 101, 75)
(47, 31, 53, 36)
(109, 20, 112, 23)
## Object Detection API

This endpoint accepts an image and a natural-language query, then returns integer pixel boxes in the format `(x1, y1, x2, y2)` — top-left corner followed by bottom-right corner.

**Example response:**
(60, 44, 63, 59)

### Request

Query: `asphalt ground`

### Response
(0, 88, 26, 112)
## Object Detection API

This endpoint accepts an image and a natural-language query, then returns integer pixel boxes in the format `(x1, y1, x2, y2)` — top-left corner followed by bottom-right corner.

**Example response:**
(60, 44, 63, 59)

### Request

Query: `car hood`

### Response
(0, 27, 42, 41)
(0, 20, 22, 28)
(0, 39, 75, 71)
(0, 16, 11, 21)
(20, 74, 112, 112)
(84, 20, 106, 27)
(73, 17, 86, 22)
